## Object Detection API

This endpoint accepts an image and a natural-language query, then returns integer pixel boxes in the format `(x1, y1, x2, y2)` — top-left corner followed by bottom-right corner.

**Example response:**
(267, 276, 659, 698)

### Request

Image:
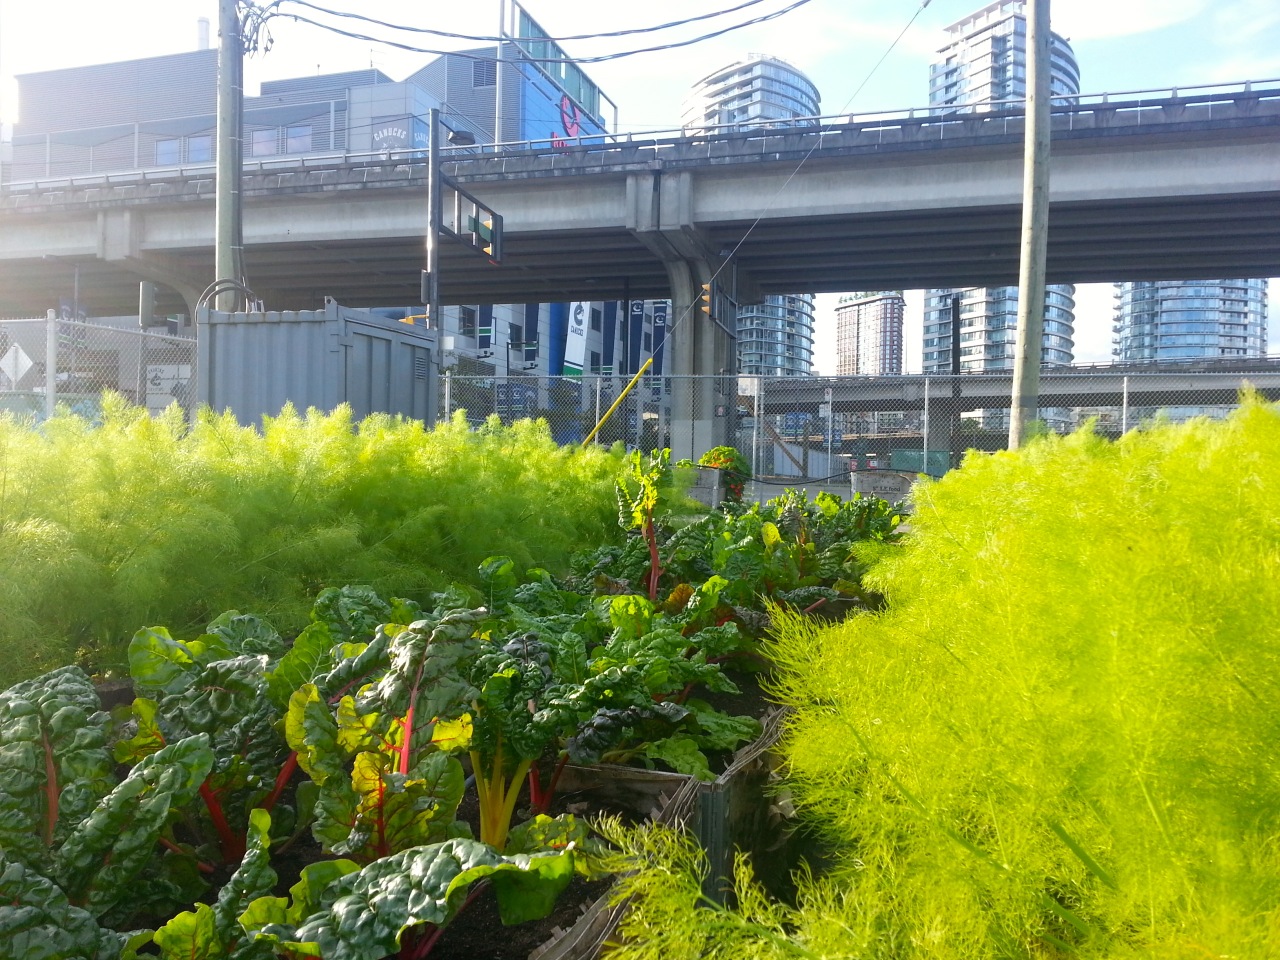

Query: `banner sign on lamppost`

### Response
(563, 301, 589, 376)
(652, 301, 668, 377)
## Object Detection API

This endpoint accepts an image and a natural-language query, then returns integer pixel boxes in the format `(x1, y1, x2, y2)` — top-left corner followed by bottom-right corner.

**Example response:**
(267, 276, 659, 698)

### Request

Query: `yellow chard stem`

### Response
(470, 749, 492, 829)
(476, 736, 507, 847)
(492, 759, 534, 851)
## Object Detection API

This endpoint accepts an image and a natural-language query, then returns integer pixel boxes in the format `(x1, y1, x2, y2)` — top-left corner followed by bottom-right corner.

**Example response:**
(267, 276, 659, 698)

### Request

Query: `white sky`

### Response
(2, 0, 1277, 370)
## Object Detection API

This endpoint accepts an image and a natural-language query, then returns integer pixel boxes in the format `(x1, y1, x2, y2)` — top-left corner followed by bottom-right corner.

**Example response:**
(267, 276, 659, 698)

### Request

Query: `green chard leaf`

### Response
(0, 666, 114, 870)
(312, 749, 468, 862)
(313, 627, 391, 703)
(0, 855, 134, 960)
(684, 700, 763, 752)
(128, 626, 212, 696)
(152, 808, 278, 960)
(478, 555, 519, 608)
(204, 611, 285, 658)
(112, 697, 165, 765)
(644, 735, 715, 781)
(240, 839, 576, 960)
(360, 610, 486, 721)
(53, 734, 215, 918)
(285, 684, 346, 787)
(265, 622, 334, 711)
(504, 813, 608, 878)
(608, 594, 655, 641)
(310, 586, 392, 645)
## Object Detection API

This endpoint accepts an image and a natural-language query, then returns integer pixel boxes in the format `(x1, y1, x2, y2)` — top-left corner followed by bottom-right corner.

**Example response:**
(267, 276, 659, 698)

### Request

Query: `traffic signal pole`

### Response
(1008, 0, 1052, 449)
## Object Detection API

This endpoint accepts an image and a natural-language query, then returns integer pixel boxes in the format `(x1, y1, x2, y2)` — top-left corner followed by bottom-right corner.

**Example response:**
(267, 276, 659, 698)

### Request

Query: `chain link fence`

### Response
(3, 334, 1275, 495)
(437, 366, 1280, 495)
(439, 371, 673, 450)
(0, 314, 196, 422)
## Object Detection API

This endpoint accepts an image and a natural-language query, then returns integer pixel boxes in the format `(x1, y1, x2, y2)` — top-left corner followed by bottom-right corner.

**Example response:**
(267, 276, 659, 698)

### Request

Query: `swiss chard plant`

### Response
(284, 605, 483, 863)
(0, 665, 219, 955)
(239, 832, 583, 960)
(111, 585, 416, 872)
(616, 449, 674, 602)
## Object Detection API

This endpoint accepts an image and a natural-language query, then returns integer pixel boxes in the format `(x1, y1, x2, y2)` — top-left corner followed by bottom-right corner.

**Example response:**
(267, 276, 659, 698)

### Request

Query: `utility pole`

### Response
(215, 0, 244, 311)
(494, 0, 505, 147)
(423, 107, 441, 326)
(1008, 0, 1052, 449)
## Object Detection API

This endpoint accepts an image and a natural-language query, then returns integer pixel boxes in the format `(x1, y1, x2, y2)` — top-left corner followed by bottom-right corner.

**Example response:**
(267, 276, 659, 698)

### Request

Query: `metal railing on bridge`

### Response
(4, 77, 1277, 194)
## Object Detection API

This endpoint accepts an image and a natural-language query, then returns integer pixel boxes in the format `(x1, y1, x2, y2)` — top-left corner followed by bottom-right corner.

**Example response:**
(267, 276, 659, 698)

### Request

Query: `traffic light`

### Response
(466, 212, 502, 263)
(699, 282, 713, 316)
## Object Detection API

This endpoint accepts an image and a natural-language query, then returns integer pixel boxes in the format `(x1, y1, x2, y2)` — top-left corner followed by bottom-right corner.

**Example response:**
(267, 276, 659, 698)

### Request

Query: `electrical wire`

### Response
(231, 0, 934, 440)
(581, 1, 934, 443)
(251, 0, 817, 64)
(656, 1, 935, 339)
(271, 0, 785, 43)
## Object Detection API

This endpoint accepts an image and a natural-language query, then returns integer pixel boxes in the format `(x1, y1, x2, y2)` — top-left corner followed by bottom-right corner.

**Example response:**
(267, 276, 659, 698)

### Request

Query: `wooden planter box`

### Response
(530, 708, 789, 960)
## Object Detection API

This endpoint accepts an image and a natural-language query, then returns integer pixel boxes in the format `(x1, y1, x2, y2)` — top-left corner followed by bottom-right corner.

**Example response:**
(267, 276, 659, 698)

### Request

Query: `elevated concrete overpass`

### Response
(3, 84, 1277, 452)
(2, 86, 1277, 317)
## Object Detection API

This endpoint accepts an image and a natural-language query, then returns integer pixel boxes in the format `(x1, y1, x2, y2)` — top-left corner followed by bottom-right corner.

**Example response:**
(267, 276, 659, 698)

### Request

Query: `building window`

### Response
(187, 135, 213, 163)
(250, 129, 278, 157)
(642, 332, 652, 352)
(286, 125, 312, 153)
(155, 138, 180, 165)
(473, 59, 496, 87)
(590, 308, 602, 332)
(457, 305, 477, 338)
(589, 350, 601, 374)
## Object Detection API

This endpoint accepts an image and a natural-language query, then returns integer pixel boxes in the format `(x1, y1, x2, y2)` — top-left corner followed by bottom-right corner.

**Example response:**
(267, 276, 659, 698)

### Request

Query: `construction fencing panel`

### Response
(0, 313, 195, 422)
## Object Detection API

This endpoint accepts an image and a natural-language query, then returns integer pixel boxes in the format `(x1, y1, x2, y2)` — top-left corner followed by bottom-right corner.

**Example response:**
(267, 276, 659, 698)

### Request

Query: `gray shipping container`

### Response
(197, 298, 437, 425)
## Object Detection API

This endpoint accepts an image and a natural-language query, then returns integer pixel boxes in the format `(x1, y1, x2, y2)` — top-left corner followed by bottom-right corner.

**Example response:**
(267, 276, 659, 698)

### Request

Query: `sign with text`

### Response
(563, 301, 588, 375)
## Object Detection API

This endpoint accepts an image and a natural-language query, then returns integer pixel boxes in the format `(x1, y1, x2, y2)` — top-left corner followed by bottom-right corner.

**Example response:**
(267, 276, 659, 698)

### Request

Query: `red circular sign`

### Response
(559, 94, 581, 138)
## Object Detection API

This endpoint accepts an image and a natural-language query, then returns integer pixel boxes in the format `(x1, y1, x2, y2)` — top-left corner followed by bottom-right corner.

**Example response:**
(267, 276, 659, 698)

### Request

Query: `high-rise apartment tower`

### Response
(683, 55, 819, 377)
(835, 293, 905, 376)
(1113, 280, 1267, 361)
(923, 2, 1079, 383)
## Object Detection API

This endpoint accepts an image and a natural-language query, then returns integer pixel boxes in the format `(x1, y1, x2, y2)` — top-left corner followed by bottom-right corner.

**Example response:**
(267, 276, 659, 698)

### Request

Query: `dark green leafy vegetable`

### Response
(150, 808, 278, 960)
(54, 735, 214, 917)
(0, 856, 139, 960)
(0, 666, 114, 871)
(240, 839, 576, 960)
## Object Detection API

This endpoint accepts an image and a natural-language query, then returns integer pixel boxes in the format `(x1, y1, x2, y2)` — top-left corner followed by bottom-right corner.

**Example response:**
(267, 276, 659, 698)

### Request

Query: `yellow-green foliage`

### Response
(0, 397, 622, 686)
(766, 399, 1280, 958)
(604, 400, 1280, 959)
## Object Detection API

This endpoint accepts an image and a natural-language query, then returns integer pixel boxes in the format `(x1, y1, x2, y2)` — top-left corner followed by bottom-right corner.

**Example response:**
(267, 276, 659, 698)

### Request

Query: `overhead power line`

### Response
(247, 0, 817, 64)
(272, 0, 785, 43)
(659, 0, 935, 346)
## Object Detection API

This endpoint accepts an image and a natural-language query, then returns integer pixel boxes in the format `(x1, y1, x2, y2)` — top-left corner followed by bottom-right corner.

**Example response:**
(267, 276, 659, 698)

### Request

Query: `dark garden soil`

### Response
(427, 873, 616, 960)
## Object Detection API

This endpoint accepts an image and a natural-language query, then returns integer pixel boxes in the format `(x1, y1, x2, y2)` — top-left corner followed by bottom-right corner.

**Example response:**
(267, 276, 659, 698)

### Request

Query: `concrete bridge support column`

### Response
(626, 169, 737, 461)
(97, 209, 204, 322)
(665, 257, 735, 463)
